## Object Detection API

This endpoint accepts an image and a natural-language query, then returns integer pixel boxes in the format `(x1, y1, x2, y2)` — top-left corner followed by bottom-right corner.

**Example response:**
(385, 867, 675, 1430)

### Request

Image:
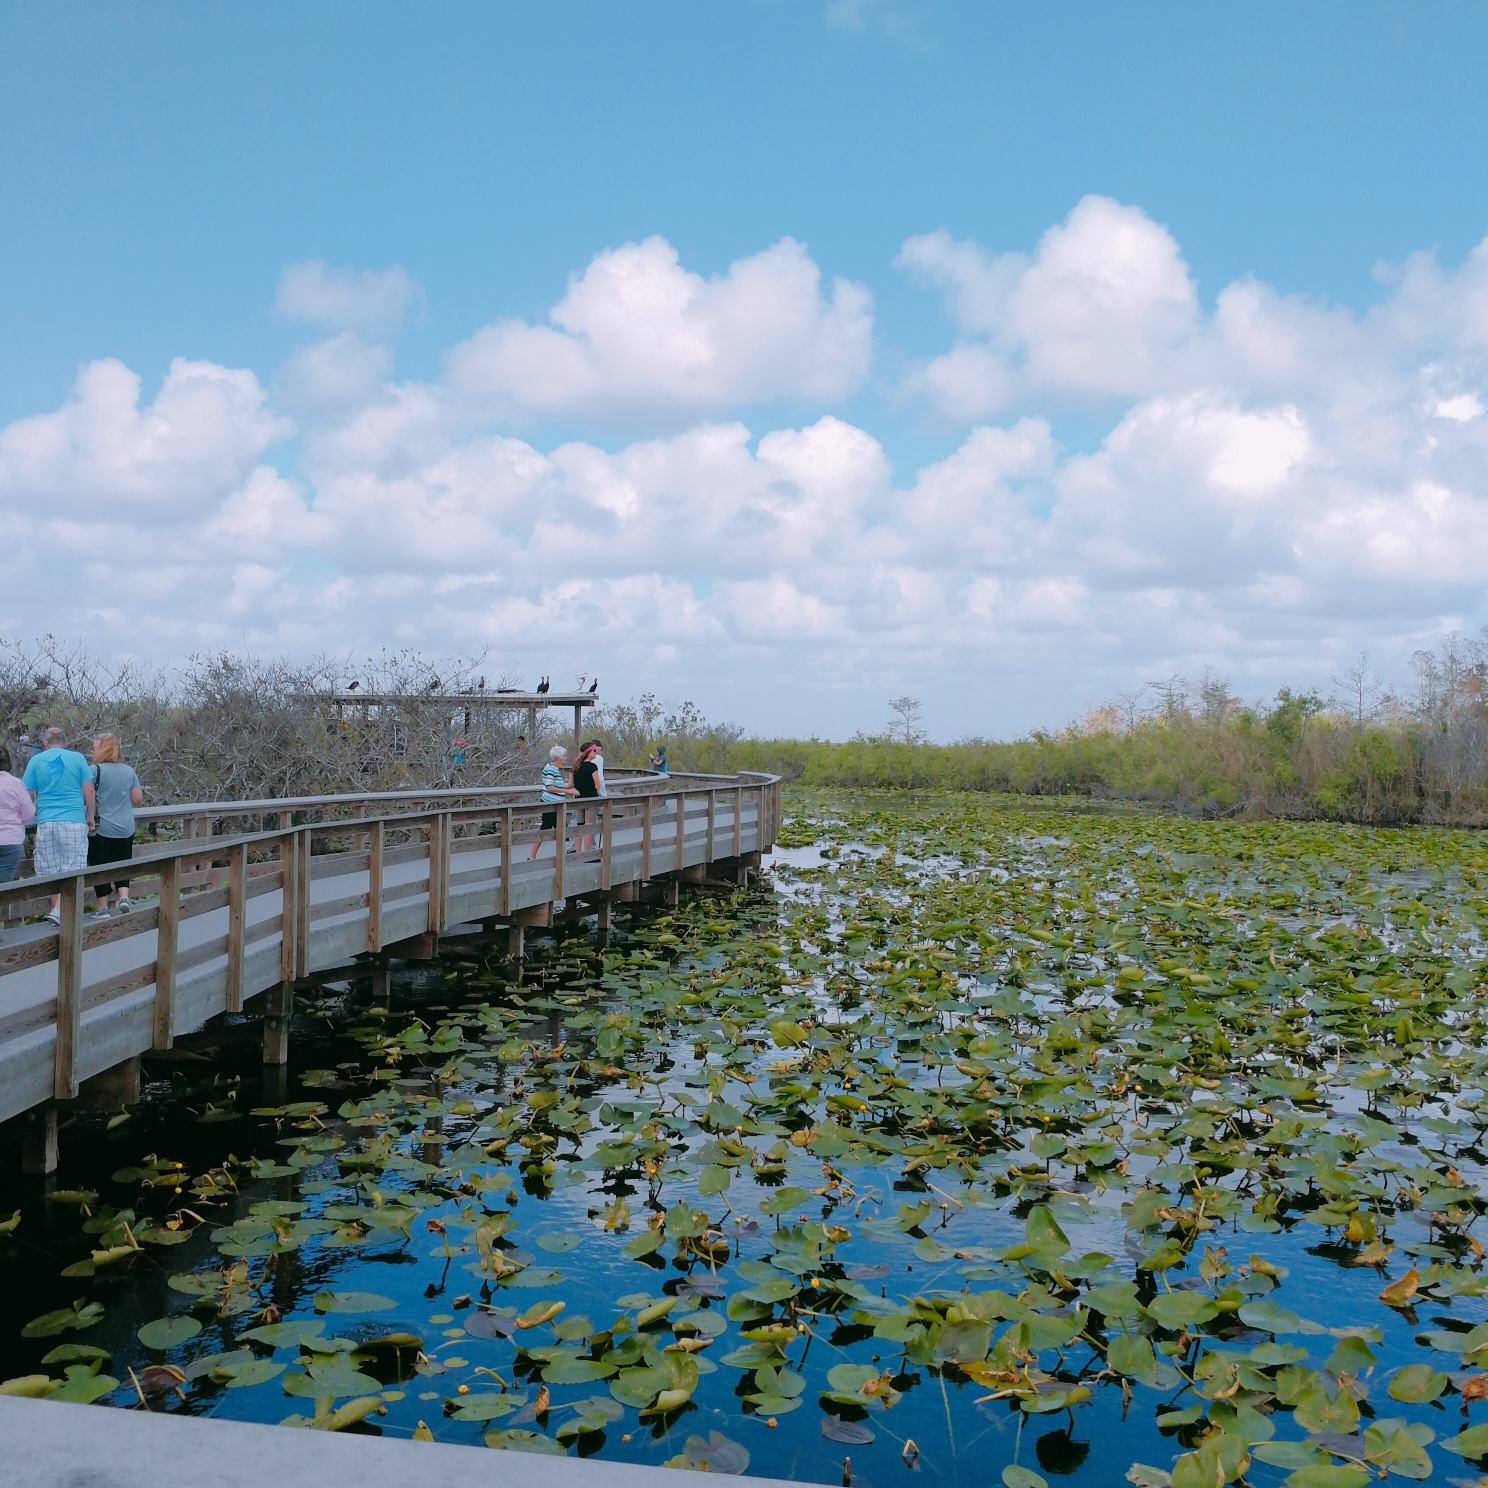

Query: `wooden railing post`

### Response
(707, 790, 717, 864)
(441, 813, 451, 929)
(641, 793, 653, 879)
(366, 817, 383, 954)
(295, 828, 311, 979)
(278, 835, 297, 987)
(600, 798, 613, 890)
(676, 793, 686, 873)
(733, 785, 742, 858)
(554, 802, 566, 900)
(423, 816, 438, 935)
(154, 857, 179, 1051)
(226, 841, 247, 1013)
(500, 806, 513, 917)
(53, 874, 84, 1099)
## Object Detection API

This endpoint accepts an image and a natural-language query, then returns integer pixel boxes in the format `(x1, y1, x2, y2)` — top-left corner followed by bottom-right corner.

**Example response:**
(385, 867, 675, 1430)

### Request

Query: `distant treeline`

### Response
(720, 636, 1488, 828)
(6, 632, 1488, 826)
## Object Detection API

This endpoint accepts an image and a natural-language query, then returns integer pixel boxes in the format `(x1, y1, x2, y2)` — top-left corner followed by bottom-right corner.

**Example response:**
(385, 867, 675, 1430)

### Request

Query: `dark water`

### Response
(0, 878, 1479, 1487)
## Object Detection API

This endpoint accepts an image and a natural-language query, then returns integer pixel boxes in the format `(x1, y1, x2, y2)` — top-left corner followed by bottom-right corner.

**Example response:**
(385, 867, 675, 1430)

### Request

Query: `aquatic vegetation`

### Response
(6, 790, 1488, 1487)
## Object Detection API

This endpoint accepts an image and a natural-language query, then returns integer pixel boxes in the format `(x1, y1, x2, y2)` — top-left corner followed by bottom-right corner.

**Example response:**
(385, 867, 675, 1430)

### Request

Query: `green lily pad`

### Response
(137, 1316, 202, 1350)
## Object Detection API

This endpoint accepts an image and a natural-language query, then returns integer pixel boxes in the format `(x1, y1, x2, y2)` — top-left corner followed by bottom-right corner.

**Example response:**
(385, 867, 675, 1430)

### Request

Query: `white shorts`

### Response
(34, 821, 89, 878)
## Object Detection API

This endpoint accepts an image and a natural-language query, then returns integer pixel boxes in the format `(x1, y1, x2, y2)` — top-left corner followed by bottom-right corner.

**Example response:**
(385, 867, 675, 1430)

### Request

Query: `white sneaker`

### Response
(115, 899, 132, 914)
(44, 910, 61, 925)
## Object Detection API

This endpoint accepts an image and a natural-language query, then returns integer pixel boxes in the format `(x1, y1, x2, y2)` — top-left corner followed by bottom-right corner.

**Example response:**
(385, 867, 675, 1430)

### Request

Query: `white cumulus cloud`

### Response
(274, 261, 418, 337)
(5, 218, 1488, 736)
(444, 236, 873, 424)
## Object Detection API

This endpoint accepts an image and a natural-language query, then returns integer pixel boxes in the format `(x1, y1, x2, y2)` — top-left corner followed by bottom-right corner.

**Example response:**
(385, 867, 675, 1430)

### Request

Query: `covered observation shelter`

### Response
(320, 689, 600, 760)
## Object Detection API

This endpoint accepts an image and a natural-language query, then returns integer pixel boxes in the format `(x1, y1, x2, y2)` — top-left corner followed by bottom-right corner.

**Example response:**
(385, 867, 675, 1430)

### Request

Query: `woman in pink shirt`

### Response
(0, 746, 36, 883)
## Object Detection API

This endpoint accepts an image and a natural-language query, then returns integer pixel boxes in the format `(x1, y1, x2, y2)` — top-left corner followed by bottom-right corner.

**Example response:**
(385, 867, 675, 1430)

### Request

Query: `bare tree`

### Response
(1332, 650, 1383, 724)
(1147, 675, 1190, 723)
(887, 696, 927, 745)
(1197, 667, 1237, 722)
(1110, 686, 1148, 733)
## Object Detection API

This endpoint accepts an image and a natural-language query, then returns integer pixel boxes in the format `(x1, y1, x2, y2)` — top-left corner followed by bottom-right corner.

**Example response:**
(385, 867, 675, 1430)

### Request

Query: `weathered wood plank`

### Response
(153, 857, 179, 1051)
(53, 876, 84, 1100)
(226, 841, 247, 1013)
(367, 817, 383, 953)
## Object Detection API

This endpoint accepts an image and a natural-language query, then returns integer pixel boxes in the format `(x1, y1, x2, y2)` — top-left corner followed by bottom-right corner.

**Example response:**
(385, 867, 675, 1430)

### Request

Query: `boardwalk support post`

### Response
(22, 1105, 58, 1176)
(263, 981, 293, 1065)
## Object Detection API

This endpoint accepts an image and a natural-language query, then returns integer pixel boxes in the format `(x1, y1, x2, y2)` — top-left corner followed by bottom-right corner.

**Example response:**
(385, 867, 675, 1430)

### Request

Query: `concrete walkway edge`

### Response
(0, 1396, 804, 1488)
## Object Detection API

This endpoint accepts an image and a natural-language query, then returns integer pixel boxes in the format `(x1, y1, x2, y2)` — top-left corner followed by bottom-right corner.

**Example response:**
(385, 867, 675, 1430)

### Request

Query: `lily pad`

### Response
(137, 1316, 201, 1350)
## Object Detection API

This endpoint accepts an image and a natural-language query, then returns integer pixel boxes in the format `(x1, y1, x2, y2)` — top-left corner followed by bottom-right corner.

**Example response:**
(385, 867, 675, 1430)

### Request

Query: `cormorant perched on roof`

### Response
(588, 678, 599, 693)
(536, 676, 550, 694)
(346, 681, 360, 692)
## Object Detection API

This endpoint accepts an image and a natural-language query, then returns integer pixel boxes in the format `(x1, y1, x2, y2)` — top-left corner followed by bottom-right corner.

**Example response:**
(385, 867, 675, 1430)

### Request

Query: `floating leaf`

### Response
(1441, 1423, 1488, 1458)
(453, 1392, 527, 1422)
(541, 1355, 616, 1385)
(683, 1431, 750, 1474)
(1003, 1469, 1048, 1488)
(821, 1416, 875, 1444)
(1387, 1363, 1447, 1403)
(137, 1316, 201, 1351)
(1147, 1291, 1217, 1330)
(313, 1290, 395, 1313)
(758, 1187, 810, 1217)
(484, 1428, 567, 1454)
(49, 1365, 119, 1403)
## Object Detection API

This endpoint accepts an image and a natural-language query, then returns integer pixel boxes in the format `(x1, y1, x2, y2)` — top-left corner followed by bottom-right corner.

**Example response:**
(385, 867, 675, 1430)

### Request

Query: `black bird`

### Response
(346, 681, 360, 692)
(588, 677, 599, 694)
(424, 676, 440, 693)
(478, 676, 486, 691)
(536, 676, 550, 694)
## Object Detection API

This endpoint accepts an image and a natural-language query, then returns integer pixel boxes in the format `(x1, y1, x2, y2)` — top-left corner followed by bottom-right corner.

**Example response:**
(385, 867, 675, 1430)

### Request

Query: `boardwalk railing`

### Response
(0, 770, 781, 1133)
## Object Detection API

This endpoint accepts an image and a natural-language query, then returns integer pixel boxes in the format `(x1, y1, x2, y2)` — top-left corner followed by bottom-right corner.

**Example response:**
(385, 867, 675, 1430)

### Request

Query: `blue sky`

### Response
(4, 3, 1488, 737)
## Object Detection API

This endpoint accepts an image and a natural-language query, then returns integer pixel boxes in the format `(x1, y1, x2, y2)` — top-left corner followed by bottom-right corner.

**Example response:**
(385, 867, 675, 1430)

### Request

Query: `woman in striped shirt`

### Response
(529, 744, 578, 860)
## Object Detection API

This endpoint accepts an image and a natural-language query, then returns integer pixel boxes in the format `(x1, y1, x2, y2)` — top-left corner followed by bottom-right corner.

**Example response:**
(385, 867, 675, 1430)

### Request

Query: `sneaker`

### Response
(115, 899, 132, 914)
(44, 910, 61, 925)
(91, 905, 111, 919)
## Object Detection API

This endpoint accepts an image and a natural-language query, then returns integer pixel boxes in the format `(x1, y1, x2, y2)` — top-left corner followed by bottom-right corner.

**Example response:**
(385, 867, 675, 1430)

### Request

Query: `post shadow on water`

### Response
(1035, 1427, 1089, 1475)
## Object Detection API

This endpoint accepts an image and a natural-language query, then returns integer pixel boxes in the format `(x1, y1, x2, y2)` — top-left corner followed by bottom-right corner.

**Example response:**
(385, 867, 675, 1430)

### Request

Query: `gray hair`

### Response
(41, 726, 66, 746)
(549, 744, 568, 761)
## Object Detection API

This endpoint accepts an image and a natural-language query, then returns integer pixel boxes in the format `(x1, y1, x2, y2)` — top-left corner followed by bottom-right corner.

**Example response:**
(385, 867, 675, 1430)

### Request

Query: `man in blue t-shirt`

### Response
(21, 726, 96, 924)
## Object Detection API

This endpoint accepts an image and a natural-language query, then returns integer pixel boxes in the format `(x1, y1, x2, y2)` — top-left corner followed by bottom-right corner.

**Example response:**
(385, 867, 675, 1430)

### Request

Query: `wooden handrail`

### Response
(0, 769, 780, 1143)
(1, 771, 780, 905)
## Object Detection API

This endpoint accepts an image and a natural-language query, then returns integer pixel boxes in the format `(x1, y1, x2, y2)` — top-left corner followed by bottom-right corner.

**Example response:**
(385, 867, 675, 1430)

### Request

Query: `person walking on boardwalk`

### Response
(650, 744, 668, 774)
(88, 733, 143, 916)
(0, 747, 35, 884)
(21, 726, 95, 923)
(585, 738, 609, 798)
(573, 741, 602, 852)
(529, 743, 578, 860)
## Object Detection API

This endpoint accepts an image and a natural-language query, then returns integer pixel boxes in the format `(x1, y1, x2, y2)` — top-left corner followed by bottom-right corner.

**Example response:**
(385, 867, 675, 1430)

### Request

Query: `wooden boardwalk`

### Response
(0, 770, 781, 1167)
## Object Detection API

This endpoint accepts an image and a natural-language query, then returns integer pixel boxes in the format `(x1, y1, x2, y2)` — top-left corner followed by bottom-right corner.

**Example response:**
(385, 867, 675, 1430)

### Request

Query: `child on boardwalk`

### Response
(88, 734, 143, 916)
